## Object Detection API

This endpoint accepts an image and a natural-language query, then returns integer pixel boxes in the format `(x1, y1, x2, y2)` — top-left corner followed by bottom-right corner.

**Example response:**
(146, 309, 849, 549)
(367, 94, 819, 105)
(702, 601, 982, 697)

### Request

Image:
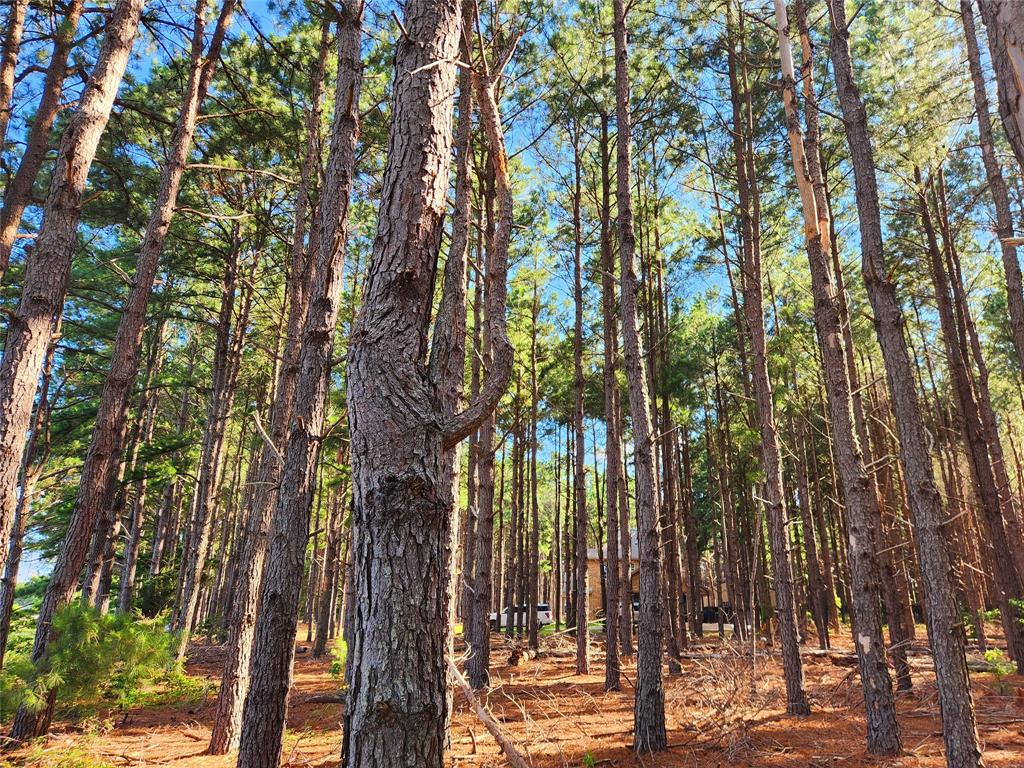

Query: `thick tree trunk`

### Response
(613, 0, 666, 751)
(6, 0, 147, 740)
(0, 324, 56, 667)
(827, 4, 983, 765)
(0, 0, 85, 275)
(234, 6, 362, 765)
(343, 1, 514, 758)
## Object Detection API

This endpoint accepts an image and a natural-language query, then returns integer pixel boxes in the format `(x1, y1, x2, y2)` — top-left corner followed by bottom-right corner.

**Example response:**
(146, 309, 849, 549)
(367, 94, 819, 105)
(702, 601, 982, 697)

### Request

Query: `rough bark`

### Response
(343, 0, 514, 758)
(206, 16, 331, 755)
(773, 0, 897, 747)
(827, 4, 983, 765)
(6, 0, 147, 740)
(0, 0, 28, 149)
(613, 0, 666, 750)
(0, 0, 86, 275)
(978, 0, 1024, 172)
(0, 322, 56, 667)
(234, 5, 362, 765)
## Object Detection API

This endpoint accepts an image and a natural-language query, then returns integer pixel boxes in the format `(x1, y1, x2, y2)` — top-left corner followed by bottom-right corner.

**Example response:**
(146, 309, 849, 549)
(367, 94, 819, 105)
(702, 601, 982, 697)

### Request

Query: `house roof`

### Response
(587, 529, 639, 561)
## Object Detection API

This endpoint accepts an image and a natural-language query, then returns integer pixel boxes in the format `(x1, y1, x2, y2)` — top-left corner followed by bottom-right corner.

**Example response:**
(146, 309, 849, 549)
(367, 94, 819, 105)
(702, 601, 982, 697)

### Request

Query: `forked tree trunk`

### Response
(827, 4, 983, 765)
(343, 1, 514, 758)
(234, 6, 362, 766)
(773, 0, 896, 747)
(613, 0, 667, 751)
(6, 0, 147, 741)
(0, 0, 86, 276)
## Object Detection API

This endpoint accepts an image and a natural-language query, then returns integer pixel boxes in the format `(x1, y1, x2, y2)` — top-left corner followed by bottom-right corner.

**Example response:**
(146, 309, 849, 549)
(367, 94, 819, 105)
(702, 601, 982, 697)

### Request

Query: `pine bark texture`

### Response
(6, 0, 147, 740)
(613, 0, 667, 751)
(978, 0, 1024, 172)
(343, 0, 513, 759)
(0, 0, 86, 275)
(827, 4, 983, 766)
(0, 0, 28, 149)
(234, 5, 362, 766)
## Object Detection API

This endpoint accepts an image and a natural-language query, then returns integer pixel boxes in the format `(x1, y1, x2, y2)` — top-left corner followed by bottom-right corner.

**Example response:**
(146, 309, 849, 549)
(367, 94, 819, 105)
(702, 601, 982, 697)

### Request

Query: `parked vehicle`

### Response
(489, 603, 553, 630)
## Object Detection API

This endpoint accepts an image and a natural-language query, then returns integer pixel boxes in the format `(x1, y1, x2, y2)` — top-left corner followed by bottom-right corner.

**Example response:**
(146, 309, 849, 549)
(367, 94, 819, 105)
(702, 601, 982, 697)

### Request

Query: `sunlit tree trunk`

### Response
(613, 0, 666, 750)
(6, 0, 148, 740)
(827, 3, 983, 764)
(0, 0, 85, 276)
(234, 5, 362, 765)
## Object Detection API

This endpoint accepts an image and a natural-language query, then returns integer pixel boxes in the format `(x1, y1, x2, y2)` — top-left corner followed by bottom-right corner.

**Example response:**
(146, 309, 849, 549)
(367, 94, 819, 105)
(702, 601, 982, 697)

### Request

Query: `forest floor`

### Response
(3, 623, 1024, 768)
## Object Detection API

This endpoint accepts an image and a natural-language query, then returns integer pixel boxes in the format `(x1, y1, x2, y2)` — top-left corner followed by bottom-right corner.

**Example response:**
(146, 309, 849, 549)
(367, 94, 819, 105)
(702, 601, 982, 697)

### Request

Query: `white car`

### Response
(489, 603, 553, 630)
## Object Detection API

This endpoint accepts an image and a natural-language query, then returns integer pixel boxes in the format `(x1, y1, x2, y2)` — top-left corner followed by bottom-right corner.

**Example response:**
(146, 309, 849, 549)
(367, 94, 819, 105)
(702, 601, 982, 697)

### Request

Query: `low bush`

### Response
(0, 602, 178, 721)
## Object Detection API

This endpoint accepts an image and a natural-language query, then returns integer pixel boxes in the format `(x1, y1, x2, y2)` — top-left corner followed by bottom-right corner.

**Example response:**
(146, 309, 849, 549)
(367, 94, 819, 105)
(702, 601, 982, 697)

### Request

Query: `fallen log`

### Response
(448, 658, 531, 768)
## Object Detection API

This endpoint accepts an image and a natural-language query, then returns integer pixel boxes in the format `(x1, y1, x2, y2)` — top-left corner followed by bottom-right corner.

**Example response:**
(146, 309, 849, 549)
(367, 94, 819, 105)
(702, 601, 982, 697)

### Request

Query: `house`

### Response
(584, 532, 728, 620)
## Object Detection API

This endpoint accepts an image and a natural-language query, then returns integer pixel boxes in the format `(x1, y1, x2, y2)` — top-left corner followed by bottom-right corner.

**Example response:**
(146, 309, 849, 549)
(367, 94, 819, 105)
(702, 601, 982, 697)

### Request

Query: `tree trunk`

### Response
(571, 126, 590, 674)
(827, 4, 983, 765)
(613, 0, 667, 750)
(0, 0, 28, 149)
(174, 228, 253, 656)
(918, 168, 1024, 669)
(978, 0, 1024, 172)
(6, 0, 147, 740)
(0, 322, 57, 666)
(342, 0, 515, 758)
(599, 112, 622, 690)
(773, 0, 897, 746)
(0, 0, 86, 275)
(234, 6, 362, 765)
(207, 16, 332, 755)
(962, 0, 1024, 376)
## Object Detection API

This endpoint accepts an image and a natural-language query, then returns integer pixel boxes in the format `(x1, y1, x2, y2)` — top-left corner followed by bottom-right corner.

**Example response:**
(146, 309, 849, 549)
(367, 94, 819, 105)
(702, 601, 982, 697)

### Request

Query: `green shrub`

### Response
(0, 603, 178, 721)
(329, 638, 347, 680)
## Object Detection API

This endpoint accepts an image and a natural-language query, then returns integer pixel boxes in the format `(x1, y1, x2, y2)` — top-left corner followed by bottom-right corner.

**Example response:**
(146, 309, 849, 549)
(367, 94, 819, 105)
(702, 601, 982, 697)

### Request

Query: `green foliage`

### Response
(0, 745, 115, 768)
(329, 638, 348, 681)
(0, 603, 178, 721)
(984, 648, 1015, 678)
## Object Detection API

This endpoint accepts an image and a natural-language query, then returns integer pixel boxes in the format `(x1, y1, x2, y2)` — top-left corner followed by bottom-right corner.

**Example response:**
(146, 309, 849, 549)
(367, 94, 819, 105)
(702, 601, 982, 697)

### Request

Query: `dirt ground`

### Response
(3, 625, 1023, 767)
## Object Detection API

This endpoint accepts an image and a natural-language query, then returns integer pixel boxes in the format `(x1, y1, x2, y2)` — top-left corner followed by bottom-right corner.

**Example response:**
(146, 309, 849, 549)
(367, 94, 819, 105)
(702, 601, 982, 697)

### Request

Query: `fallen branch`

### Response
(448, 657, 532, 768)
